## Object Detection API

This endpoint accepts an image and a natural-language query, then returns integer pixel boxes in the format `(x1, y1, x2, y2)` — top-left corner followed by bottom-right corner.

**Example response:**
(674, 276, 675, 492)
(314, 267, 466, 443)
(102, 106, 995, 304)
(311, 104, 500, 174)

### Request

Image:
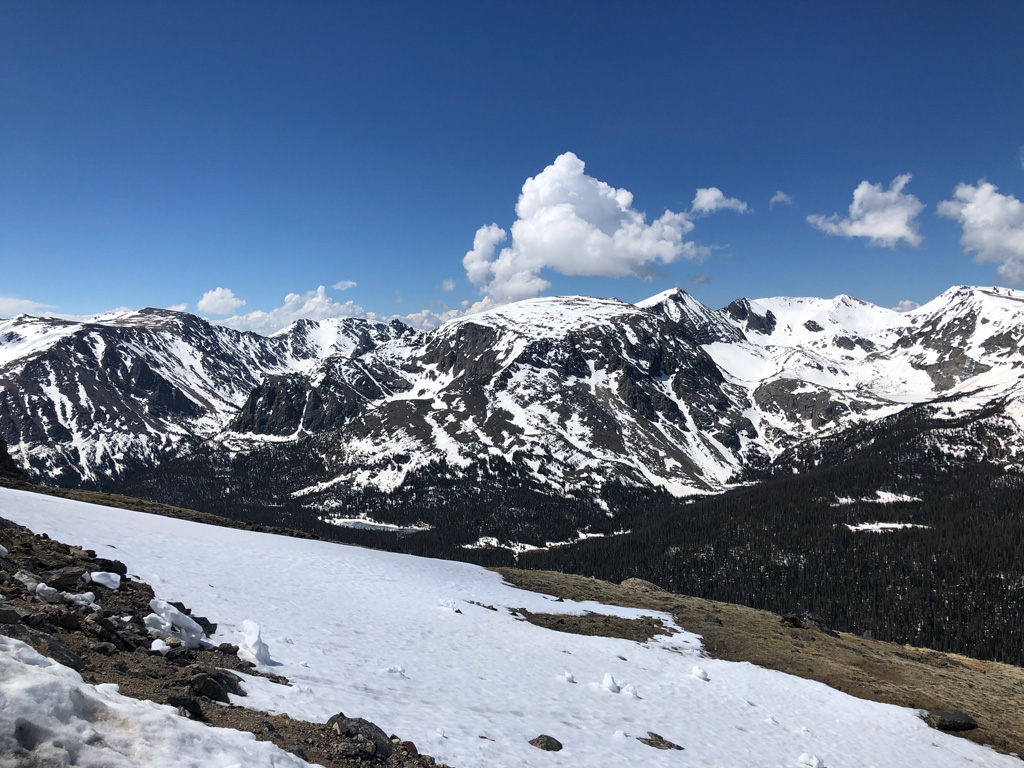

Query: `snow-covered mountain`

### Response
(3, 286, 1024, 512)
(0, 309, 412, 486)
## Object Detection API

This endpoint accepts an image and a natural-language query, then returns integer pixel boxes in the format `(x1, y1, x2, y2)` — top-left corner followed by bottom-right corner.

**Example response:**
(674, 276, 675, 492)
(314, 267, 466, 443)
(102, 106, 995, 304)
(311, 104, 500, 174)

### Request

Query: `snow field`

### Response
(1, 486, 1019, 768)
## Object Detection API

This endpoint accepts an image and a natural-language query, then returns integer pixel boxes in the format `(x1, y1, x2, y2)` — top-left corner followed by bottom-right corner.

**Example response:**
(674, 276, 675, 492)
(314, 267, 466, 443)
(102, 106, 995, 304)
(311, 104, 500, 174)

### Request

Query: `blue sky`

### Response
(2, 1, 1023, 331)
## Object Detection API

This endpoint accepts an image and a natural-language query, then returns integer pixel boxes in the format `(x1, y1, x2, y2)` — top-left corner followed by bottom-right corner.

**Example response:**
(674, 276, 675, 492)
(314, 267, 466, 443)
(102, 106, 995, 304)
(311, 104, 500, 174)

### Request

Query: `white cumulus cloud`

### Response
(332, 280, 358, 291)
(769, 190, 794, 208)
(221, 286, 365, 333)
(0, 296, 54, 317)
(807, 174, 924, 247)
(893, 299, 920, 312)
(462, 152, 723, 303)
(938, 180, 1024, 283)
(197, 287, 246, 315)
(691, 187, 749, 215)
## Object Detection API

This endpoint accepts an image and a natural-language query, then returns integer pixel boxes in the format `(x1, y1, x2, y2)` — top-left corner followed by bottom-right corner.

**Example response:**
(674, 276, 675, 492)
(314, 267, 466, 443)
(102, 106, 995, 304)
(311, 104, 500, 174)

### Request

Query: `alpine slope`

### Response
(1, 486, 1018, 768)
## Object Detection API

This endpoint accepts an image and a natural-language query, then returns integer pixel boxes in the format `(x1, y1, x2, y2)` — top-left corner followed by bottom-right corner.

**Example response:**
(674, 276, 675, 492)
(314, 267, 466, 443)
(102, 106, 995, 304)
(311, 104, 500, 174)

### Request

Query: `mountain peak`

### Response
(634, 287, 689, 309)
(448, 295, 639, 341)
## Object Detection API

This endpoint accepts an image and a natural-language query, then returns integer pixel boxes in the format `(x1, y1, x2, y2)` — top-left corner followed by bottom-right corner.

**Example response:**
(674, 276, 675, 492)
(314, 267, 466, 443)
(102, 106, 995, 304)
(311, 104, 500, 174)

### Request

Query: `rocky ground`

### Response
(496, 568, 1024, 758)
(0, 515, 442, 768)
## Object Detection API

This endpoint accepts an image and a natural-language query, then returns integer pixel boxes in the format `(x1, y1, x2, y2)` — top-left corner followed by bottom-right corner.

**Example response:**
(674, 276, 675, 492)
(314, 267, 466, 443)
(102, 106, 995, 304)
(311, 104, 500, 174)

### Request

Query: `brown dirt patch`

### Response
(513, 607, 671, 643)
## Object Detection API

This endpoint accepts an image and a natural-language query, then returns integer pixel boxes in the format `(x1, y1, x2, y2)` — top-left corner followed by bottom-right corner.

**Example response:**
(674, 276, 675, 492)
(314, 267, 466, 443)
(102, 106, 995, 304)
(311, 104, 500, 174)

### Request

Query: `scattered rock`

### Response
(926, 710, 979, 732)
(619, 577, 662, 593)
(166, 693, 204, 719)
(189, 672, 229, 703)
(0, 605, 29, 624)
(191, 614, 217, 636)
(327, 713, 393, 759)
(91, 641, 118, 656)
(190, 668, 245, 703)
(529, 734, 563, 751)
(781, 612, 840, 638)
(47, 608, 83, 631)
(637, 732, 683, 750)
(42, 565, 87, 590)
(92, 557, 128, 576)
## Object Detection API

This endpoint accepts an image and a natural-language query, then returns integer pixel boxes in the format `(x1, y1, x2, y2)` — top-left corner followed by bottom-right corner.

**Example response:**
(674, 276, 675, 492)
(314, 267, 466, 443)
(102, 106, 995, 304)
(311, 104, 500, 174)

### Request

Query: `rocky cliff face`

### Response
(0, 437, 25, 479)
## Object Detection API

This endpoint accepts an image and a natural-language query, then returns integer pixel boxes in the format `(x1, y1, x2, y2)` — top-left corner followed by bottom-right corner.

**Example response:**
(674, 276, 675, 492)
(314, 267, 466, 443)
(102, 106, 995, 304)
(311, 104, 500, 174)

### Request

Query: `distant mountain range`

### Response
(3, 285, 1024, 536)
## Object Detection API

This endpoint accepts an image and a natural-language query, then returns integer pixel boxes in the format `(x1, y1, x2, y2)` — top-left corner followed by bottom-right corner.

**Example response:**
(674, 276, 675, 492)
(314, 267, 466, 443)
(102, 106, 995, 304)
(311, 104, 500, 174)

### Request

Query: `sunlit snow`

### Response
(1, 487, 1017, 768)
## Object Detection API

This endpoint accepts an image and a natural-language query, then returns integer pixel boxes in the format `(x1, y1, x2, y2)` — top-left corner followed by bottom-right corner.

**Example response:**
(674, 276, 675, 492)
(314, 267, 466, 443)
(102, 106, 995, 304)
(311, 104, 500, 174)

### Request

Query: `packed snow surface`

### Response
(1, 487, 1017, 768)
(0, 635, 310, 768)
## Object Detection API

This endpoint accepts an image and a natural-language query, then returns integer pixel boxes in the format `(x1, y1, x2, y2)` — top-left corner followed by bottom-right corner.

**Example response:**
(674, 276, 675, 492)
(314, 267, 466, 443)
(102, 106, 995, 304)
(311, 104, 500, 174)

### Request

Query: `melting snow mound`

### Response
(0, 635, 311, 767)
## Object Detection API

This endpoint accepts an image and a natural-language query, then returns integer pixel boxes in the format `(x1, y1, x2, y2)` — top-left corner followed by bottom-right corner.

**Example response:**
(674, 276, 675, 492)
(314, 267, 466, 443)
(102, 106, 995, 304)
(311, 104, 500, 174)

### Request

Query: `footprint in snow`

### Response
(692, 666, 710, 681)
(602, 673, 620, 693)
(563, 671, 576, 683)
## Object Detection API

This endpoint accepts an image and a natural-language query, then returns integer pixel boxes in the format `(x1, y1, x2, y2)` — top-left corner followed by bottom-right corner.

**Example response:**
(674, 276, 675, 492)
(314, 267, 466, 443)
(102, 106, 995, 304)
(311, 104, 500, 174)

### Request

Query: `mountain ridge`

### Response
(3, 285, 1024, 520)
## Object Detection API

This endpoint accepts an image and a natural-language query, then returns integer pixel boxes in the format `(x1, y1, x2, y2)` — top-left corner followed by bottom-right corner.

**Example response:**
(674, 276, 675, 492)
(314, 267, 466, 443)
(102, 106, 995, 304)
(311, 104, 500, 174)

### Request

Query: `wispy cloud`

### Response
(166, 303, 189, 312)
(440, 278, 456, 292)
(332, 280, 357, 291)
(0, 296, 55, 317)
(938, 180, 1024, 283)
(808, 174, 924, 247)
(769, 190, 793, 208)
